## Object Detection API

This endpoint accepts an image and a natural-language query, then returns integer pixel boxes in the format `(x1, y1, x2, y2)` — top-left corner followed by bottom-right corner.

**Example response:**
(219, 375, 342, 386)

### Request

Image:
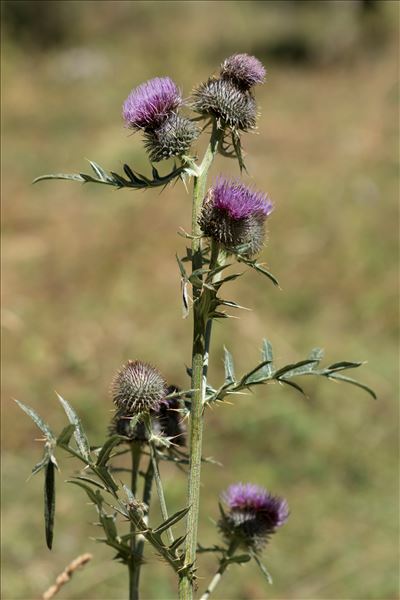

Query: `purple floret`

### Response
(223, 483, 289, 530)
(221, 54, 266, 89)
(212, 177, 273, 221)
(123, 77, 182, 131)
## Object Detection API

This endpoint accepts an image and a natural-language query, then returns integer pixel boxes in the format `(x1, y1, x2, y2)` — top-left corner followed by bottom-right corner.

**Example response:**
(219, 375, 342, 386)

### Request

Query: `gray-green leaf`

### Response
(56, 393, 91, 462)
(14, 399, 55, 441)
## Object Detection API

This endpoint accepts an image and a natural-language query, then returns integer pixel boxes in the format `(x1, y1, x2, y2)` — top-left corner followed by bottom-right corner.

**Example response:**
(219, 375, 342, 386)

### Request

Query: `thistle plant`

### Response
(17, 53, 376, 600)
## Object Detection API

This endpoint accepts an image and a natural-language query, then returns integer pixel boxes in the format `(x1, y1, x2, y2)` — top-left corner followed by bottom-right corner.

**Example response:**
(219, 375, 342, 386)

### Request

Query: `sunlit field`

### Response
(2, 2, 399, 599)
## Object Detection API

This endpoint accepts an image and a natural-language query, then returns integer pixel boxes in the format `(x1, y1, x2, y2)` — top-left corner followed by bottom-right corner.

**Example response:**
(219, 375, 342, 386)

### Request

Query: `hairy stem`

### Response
(129, 442, 142, 600)
(179, 121, 223, 599)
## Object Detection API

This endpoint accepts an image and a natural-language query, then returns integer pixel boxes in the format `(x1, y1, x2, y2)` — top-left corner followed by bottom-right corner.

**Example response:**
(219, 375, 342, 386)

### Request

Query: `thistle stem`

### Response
(144, 415, 174, 545)
(199, 542, 238, 600)
(132, 456, 154, 593)
(179, 120, 224, 599)
(129, 442, 142, 600)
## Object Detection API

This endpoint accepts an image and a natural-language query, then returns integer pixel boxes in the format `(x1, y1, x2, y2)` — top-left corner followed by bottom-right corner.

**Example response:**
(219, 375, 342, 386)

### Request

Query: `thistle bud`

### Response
(122, 77, 182, 132)
(199, 177, 273, 257)
(108, 410, 147, 442)
(192, 78, 257, 132)
(111, 360, 167, 416)
(144, 114, 199, 162)
(218, 483, 289, 553)
(220, 53, 266, 91)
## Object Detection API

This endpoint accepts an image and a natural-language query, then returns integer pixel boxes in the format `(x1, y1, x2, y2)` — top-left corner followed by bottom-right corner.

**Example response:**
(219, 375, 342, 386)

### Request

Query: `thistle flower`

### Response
(122, 77, 182, 131)
(220, 53, 266, 90)
(218, 483, 289, 553)
(111, 360, 167, 416)
(192, 78, 257, 131)
(144, 114, 199, 162)
(199, 177, 273, 257)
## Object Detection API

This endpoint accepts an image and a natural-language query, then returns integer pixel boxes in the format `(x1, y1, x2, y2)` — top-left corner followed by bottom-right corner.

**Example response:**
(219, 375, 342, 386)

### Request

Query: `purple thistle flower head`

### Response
(199, 178, 273, 257)
(111, 360, 167, 416)
(223, 483, 289, 529)
(212, 177, 273, 221)
(218, 482, 289, 552)
(221, 54, 266, 90)
(123, 77, 182, 131)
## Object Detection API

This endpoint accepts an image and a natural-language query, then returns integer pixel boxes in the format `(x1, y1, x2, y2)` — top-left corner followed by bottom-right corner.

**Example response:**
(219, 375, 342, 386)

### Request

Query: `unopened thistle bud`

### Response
(199, 177, 273, 257)
(144, 114, 199, 162)
(218, 483, 289, 553)
(123, 77, 182, 131)
(111, 360, 167, 416)
(108, 410, 147, 442)
(220, 53, 266, 91)
(192, 78, 257, 131)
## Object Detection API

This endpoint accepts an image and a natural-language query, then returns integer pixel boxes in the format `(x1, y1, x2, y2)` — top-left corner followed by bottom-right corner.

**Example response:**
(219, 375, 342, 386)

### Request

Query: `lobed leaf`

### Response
(14, 399, 54, 441)
(56, 393, 91, 462)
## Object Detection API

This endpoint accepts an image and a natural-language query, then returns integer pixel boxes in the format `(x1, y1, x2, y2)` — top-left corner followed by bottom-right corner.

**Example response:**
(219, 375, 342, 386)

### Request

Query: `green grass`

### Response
(2, 1, 399, 599)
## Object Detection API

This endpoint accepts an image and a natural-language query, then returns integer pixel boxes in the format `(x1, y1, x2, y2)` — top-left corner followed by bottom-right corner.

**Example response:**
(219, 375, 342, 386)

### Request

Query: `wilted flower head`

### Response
(218, 483, 289, 552)
(111, 360, 167, 416)
(199, 177, 273, 257)
(123, 77, 182, 131)
(144, 114, 199, 162)
(192, 78, 257, 131)
(220, 54, 266, 90)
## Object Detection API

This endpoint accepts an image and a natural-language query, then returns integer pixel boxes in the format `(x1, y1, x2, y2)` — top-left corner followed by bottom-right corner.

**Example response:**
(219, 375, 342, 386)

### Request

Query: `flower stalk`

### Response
(179, 120, 224, 599)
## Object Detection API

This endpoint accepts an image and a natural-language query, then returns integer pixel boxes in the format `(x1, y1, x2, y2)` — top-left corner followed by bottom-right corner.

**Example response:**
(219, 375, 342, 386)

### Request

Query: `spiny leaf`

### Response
(274, 359, 319, 379)
(278, 378, 306, 396)
(14, 399, 54, 441)
(153, 506, 191, 535)
(67, 480, 104, 507)
(96, 436, 122, 467)
(260, 339, 274, 378)
(308, 347, 324, 362)
(223, 347, 236, 384)
(56, 393, 91, 462)
(325, 373, 377, 399)
(73, 476, 107, 491)
(326, 361, 363, 372)
(44, 460, 56, 549)
(56, 424, 76, 446)
(31, 453, 50, 478)
(33, 162, 185, 190)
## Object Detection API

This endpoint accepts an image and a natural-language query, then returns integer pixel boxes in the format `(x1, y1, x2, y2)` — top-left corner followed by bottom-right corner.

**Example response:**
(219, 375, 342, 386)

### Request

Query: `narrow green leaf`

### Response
(56, 424, 76, 446)
(274, 359, 319, 379)
(278, 378, 306, 396)
(73, 476, 107, 491)
(153, 506, 191, 535)
(33, 173, 87, 184)
(226, 553, 251, 565)
(67, 480, 104, 507)
(326, 361, 363, 372)
(88, 160, 112, 182)
(325, 373, 377, 399)
(169, 534, 187, 552)
(253, 554, 273, 584)
(223, 347, 236, 384)
(241, 360, 272, 385)
(261, 339, 274, 378)
(44, 460, 56, 549)
(100, 512, 118, 541)
(14, 399, 54, 440)
(96, 435, 122, 467)
(94, 466, 119, 494)
(56, 393, 91, 462)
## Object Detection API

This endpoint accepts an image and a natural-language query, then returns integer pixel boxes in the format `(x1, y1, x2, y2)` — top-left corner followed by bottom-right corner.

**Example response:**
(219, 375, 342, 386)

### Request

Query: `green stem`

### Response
(179, 120, 224, 599)
(129, 442, 142, 600)
(199, 542, 238, 600)
(132, 456, 155, 593)
(144, 415, 174, 545)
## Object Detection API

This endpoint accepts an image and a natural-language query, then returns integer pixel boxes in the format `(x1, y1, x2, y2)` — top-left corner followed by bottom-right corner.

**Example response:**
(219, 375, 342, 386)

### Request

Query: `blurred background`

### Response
(1, 1, 399, 599)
